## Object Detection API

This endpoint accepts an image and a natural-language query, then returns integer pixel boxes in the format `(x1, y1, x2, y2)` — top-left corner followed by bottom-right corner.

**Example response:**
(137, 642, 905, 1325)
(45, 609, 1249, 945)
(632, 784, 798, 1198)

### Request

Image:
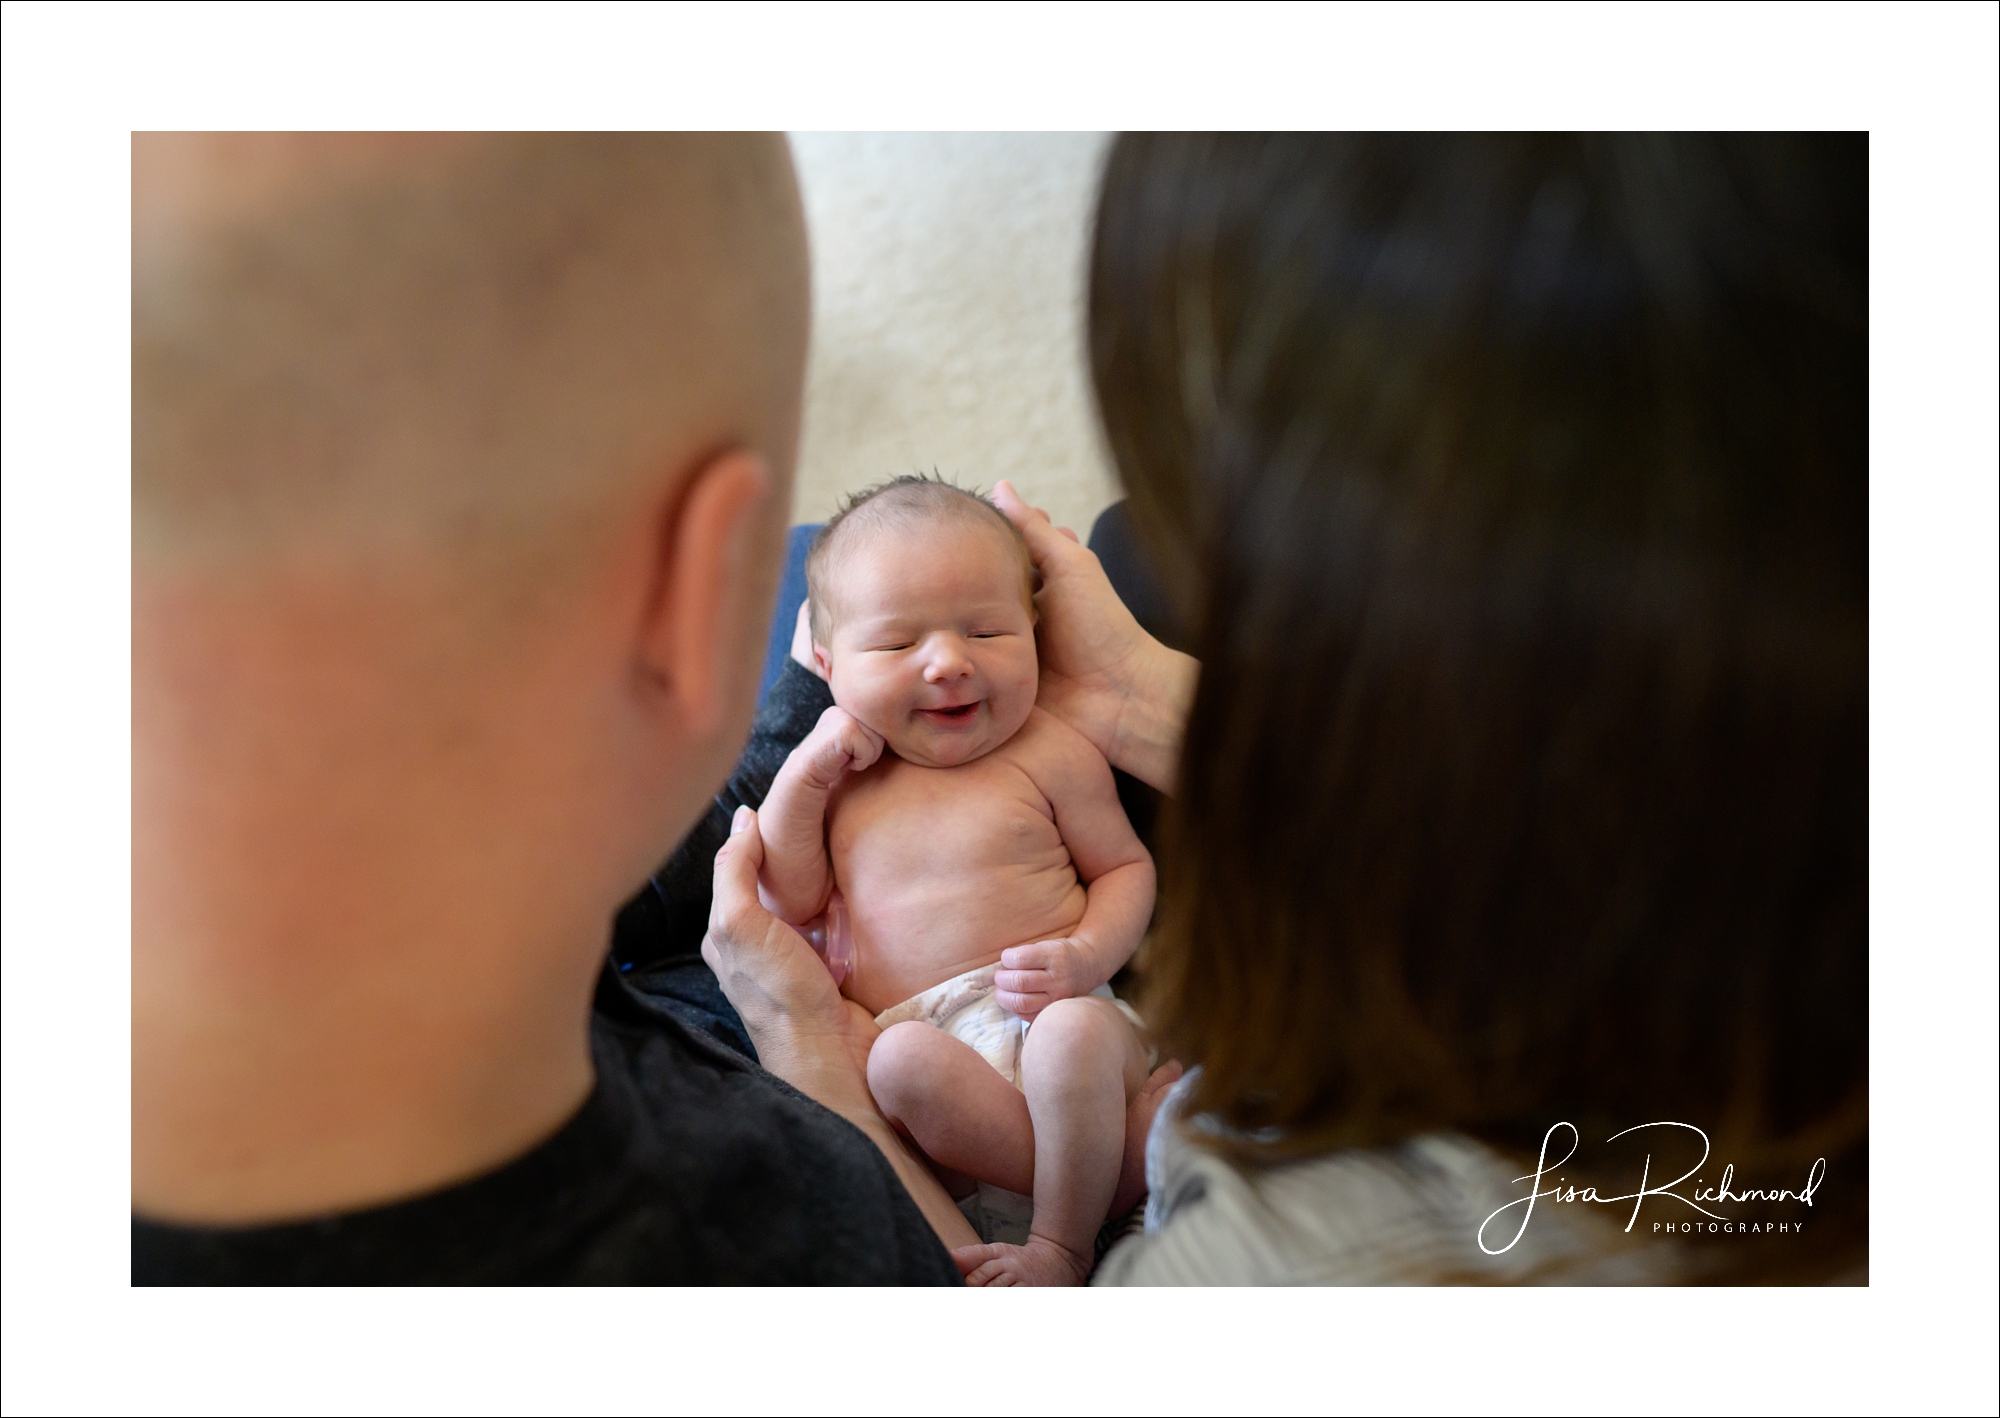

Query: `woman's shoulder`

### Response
(1096, 1078, 1676, 1286)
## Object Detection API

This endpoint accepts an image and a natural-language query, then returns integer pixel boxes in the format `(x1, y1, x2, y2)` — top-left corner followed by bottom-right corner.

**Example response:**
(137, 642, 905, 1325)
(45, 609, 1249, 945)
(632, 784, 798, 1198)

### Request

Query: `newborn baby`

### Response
(757, 477, 1156, 1286)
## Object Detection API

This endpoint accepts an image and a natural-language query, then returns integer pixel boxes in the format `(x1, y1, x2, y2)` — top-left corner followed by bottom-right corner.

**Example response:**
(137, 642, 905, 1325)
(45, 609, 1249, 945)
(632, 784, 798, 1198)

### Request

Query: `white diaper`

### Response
(874, 962, 1147, 1246)
(872, 962, 1144, 1090)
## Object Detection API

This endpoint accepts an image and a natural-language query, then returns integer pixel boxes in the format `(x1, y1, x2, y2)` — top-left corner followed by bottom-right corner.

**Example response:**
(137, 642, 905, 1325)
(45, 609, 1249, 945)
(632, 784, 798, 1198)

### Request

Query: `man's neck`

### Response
(132, 869, 601, 1226)
(132, 578, 610, 1225)
(133, 878, 604, 1225)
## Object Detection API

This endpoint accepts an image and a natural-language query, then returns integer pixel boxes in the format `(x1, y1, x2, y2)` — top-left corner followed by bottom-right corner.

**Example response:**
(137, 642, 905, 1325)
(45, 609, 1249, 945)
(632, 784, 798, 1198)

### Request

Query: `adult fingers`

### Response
(707, 809, 789, 994)
(993, 480, 1085, 573)
(707, 808, 853, 1046)
(1142, 1059, 1185, 1098)
(991, 479, 1045, 530)
(1112, 1063, 1179, 1219)
(709, 806, 766, 926)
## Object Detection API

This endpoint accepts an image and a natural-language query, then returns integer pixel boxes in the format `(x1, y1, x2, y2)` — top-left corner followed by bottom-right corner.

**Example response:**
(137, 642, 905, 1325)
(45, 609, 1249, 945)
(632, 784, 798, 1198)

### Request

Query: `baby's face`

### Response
(814, 521, 1038, 769)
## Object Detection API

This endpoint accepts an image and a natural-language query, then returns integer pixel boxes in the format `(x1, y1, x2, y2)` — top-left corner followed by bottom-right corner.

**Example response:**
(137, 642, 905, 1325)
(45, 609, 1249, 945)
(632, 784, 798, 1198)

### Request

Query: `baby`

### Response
(757, 477, 1156, 1286)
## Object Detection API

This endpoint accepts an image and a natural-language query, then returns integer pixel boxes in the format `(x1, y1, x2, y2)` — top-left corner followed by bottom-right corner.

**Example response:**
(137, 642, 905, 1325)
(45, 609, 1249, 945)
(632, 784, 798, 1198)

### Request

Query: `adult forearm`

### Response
(846, 1113, 982, 1251)
(705, 808, 978, 1258)
(1110, 643, 1200, 796)
(753, 1026, 980, 1250)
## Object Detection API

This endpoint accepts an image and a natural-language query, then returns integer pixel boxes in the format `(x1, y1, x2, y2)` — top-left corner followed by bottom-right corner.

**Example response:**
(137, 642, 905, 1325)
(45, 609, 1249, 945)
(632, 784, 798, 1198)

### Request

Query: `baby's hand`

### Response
(791, 706, 886, 791)
(995, 938, 1093, 1021)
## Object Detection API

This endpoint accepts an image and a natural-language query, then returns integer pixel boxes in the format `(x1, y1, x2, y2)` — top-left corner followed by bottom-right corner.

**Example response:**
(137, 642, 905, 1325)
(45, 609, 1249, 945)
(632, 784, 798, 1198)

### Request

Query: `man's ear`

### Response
(640, 448, 776, 737)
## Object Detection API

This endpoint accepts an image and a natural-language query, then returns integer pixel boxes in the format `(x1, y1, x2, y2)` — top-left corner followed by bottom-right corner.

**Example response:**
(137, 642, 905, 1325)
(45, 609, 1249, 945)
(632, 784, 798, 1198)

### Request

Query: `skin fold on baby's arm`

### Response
(994, 710, 1155, 1019)
(756, 706, 884, 924)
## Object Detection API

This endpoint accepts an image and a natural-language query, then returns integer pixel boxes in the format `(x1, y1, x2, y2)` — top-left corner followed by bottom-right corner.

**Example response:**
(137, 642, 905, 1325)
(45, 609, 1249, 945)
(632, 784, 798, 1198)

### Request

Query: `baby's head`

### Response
(806, 476, 1038, 769)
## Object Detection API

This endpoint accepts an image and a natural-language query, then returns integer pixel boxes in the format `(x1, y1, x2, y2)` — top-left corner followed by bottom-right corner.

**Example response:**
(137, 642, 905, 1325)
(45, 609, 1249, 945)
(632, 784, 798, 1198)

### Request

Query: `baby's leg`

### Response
(868, 1021, 1035, 1195)
(958, 997, 1148, 1287)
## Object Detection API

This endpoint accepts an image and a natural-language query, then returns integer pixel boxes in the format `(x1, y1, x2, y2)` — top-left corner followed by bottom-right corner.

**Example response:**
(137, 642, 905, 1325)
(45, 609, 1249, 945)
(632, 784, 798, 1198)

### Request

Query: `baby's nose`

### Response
(920, 638, 974, 682)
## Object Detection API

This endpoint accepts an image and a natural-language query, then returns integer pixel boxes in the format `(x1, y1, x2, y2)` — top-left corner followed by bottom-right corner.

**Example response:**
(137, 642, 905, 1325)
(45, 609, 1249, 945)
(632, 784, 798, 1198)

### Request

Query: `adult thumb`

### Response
(992, 480, 1072, 568)
(712, 805, 766, 908)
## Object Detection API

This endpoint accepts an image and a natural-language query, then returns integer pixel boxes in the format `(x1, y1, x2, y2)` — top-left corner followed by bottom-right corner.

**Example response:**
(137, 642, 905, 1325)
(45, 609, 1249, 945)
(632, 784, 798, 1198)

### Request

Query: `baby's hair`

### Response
(804, 473, 1035, 647)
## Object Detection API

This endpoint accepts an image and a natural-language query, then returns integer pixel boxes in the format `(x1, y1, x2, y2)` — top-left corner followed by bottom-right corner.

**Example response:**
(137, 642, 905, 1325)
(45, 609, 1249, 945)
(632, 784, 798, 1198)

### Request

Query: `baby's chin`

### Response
(884, 699, 1034, 769)
(889, 731, 1003, 770)
(892, 724, 1008, 768)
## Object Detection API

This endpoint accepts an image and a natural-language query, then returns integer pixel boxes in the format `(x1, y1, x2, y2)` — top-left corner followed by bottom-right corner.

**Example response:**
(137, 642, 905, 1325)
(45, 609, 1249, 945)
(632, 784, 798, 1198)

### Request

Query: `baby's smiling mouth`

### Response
(919, 702, 981, 725)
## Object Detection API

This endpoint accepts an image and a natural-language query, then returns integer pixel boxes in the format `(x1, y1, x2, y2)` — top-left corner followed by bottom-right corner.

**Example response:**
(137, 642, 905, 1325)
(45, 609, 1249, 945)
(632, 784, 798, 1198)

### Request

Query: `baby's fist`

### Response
(794, 705, 886, 789)
(994, 938, 1090, 1021)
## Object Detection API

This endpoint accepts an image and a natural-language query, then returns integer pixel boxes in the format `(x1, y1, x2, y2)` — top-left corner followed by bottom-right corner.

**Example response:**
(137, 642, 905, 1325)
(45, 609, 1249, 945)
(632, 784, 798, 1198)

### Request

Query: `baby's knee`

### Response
(1023, 996, 1131, 1073)
(867, 1020, 943, 1110)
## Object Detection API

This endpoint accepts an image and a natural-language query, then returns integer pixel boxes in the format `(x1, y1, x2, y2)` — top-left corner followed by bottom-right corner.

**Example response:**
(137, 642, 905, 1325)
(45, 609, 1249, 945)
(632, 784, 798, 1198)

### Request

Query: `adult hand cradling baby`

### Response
(700, 805, 985, 1245)
(702, 805, 868, 1079)
(989, 481, 1198, 797)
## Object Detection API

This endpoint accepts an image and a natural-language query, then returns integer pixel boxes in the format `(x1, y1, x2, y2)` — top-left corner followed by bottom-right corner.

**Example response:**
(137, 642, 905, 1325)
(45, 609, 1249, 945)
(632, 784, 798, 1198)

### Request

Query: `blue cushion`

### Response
(758, 523, 823, 709)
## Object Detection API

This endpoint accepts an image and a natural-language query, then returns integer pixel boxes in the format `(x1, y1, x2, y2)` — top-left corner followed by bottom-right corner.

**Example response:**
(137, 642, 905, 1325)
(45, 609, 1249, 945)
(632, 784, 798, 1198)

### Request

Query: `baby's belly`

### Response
(833, 853, 1088, 1017)
(824, 780, 1088, 1012)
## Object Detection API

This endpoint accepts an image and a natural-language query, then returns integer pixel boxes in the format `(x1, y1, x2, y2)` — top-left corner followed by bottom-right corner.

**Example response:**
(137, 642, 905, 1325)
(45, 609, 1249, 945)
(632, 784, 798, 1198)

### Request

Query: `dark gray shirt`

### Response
(132, 663, 958, 1285)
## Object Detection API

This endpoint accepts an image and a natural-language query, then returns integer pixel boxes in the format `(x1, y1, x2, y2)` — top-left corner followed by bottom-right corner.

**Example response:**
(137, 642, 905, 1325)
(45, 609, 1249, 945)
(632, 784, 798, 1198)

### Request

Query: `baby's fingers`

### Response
(844, 721, 886, 772)
(996, 988, 1051, 1021)
(999, 940, 1059, 972)
(994, 968, 1052, 997)
(951, 1242, 1004, 1278)
(950, 1244, 1018, 1287)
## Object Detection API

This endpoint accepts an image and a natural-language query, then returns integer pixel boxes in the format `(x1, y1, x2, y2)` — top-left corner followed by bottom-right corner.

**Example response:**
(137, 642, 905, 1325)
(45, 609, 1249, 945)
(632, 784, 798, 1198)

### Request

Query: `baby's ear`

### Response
(791, 598, 831, 680)
(810, 641, 833, 683)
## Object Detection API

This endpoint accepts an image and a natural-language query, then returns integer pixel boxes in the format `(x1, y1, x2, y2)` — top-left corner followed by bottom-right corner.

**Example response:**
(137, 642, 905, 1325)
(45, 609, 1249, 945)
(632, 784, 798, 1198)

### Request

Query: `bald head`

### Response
(133, 133, 810, 565)
(132, 137, 817, 1228)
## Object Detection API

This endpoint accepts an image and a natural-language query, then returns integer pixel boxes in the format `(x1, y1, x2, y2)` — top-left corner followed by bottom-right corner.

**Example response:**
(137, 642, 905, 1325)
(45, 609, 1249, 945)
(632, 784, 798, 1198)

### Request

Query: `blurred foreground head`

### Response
(133, 132, 809, 1097)
(1093, 134, 1866, 1277)
(135, 132, 807, 569)
(135, 127, 811, 928)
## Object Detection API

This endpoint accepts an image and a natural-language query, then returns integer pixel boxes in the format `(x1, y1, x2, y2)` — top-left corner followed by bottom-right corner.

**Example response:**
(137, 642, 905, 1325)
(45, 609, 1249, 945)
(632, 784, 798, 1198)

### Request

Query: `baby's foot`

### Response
(951, 1235, 1092, 1287)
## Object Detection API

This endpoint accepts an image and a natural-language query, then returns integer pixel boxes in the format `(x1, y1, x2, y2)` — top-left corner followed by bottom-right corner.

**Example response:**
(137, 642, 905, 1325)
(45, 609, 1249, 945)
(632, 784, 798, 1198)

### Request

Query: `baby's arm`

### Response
(996, 711, 1157, 1020)
(756, 705, 884, 925)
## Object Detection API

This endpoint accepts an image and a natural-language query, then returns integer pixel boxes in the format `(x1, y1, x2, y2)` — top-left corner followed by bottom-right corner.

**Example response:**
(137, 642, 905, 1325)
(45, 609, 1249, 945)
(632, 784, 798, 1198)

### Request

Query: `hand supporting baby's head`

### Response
(805, 476, 1039, 769)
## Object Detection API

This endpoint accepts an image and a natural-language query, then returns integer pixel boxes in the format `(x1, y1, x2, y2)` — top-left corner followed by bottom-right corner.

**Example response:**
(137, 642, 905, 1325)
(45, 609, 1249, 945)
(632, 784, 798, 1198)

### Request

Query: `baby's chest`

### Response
(829, 756, 1065, 873)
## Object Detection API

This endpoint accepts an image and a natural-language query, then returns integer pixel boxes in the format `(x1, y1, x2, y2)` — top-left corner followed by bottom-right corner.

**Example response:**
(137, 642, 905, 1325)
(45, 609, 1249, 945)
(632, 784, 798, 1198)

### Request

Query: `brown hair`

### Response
(1090, 134, 1866, 1277)
(804, 473, 1034, 645)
